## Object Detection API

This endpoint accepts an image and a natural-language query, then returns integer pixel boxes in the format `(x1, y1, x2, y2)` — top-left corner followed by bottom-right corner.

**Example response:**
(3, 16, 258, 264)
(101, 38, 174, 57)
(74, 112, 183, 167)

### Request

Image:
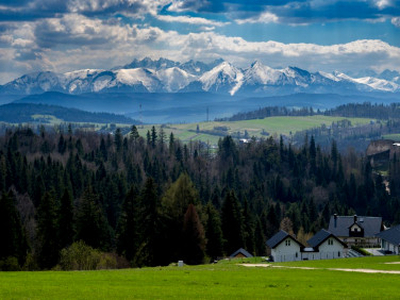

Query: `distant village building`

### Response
(376, 224, 400, 255)
(328, 214, 384, 247)
(230, 248, 253, 259)
(266, 229, 347, 263)
(302, 229, 347, 260)
(266, 230, 304, 262)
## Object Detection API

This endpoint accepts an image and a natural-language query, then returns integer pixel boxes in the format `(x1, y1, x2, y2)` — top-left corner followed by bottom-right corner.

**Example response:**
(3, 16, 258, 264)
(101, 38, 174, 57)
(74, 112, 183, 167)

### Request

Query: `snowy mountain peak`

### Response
(199, 61, 244, 95)
(1, 58, 399, 96)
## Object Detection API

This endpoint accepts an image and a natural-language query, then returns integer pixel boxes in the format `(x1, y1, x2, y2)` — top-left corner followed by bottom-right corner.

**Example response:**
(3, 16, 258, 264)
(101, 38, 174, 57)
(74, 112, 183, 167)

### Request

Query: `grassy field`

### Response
(136, 116, 373, 145)
(1, 256, 400, 299)
(383, 133, 400, 141)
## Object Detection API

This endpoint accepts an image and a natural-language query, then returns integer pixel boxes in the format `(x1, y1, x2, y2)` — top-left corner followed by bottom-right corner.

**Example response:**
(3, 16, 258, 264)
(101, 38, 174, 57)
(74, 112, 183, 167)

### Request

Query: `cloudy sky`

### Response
(0, 0, 399, 84)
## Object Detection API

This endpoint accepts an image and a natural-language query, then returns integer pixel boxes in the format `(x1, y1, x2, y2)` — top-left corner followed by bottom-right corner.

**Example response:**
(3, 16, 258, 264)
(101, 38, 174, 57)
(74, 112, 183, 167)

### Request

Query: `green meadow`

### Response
(1, 256, 399, 299)
(137, 115, 373, 144)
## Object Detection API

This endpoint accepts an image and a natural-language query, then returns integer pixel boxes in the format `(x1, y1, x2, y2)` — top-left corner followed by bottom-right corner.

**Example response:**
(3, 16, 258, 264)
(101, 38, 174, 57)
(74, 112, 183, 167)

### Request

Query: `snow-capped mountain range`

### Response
(1, 58, 399, 97)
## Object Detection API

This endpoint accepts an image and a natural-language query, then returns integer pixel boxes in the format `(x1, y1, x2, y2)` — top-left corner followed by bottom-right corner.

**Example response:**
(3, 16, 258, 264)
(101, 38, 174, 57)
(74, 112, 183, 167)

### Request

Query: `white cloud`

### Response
(66, 0, 170, 16)
(392, 17, 400, 27)
(373, 0, 393, 9)
(156, 15, 229, 27)
(1, 12, 400, 84)
(235, 12, 279, 25)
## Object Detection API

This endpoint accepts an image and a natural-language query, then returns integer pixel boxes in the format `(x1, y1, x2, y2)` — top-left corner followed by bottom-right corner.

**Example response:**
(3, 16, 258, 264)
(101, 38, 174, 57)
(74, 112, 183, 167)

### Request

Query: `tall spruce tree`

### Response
(221, 191, 244, 255)
(116, 185, 140, 262)
(37, 192, 59, 269)
(136, 177, 160, 266)
(0, 192, 29, 268)
(58, 189, 74, 250)
(75, 187, 113, 251)
(183, 204, 206, 265)
(205, 202, 223, 259)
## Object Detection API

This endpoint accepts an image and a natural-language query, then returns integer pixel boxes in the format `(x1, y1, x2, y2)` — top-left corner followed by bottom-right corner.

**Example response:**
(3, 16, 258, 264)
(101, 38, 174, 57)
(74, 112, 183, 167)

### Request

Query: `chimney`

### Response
(354, 214, 357, 223)
(334, 214, 337, 228)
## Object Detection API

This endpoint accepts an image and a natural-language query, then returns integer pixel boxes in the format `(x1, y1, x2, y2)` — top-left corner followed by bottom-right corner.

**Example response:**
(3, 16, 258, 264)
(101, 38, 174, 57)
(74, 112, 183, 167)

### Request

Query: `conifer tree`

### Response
(116, 185, 140, 262)
(58, 189, 74, 250)
(183, 204, 206, 265)
(0, 192, 29, 268)
(221, 191, 244, 255)
(205, 202, 223, 259)
(37, 192, 59, 269)
(75, 187, 113, 251)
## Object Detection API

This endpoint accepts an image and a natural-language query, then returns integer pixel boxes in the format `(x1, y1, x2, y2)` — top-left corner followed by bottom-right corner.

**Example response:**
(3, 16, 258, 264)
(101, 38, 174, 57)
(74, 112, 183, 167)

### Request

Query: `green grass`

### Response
(383, 133, 400, 141)
(274, 255, 400, 271)
(135, 116, 373, 145)
(1, 256, 400, 299)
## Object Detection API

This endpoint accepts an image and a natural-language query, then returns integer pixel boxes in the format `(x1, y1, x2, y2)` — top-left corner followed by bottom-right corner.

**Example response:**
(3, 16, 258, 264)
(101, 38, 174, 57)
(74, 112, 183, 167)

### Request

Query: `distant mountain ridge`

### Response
(0, 102, 138, 124)
(1, 58, 399, 97)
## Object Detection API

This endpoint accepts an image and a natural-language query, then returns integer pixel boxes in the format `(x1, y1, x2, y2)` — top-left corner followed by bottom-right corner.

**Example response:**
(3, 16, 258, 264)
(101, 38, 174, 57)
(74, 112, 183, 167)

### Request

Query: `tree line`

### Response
(220, 102, 400, 122)
(1, 125, 400, 270)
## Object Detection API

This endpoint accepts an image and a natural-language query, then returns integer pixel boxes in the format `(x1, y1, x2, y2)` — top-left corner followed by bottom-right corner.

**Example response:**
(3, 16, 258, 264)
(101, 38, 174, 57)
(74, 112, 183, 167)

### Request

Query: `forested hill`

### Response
(0, 103, 138, 124)
(1, 127, 400, 271)
(221, 102, 400, 122)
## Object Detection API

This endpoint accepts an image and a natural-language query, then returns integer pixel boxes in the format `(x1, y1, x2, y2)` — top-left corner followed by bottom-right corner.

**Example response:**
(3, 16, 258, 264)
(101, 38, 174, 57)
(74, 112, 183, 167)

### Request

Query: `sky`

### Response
(0, 0, 399, 84)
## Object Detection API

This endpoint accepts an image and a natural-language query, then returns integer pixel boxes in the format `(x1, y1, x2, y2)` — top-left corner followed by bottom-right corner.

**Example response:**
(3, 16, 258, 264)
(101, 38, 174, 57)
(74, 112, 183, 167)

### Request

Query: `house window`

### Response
(295, 252, 298, 258)
(328, 239, 333, 245)
(338, 251, 340, 257)
(285, 239, 291, 246)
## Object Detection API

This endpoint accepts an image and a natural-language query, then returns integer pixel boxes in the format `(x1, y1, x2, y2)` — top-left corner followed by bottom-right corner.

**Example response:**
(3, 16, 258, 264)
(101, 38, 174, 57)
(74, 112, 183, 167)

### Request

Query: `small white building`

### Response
(303, 229, 347, 260)
(266, 230, 304, 262)
(376, 224, 400, 255)
(266, 229, 347, 262)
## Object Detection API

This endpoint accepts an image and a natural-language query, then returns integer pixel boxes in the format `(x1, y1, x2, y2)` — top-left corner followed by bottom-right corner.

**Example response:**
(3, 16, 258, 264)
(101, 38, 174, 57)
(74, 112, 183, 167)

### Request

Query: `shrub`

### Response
(0, 256, 21, 271)
(58, 241, 130, 270)
(59, 240, 100, 270)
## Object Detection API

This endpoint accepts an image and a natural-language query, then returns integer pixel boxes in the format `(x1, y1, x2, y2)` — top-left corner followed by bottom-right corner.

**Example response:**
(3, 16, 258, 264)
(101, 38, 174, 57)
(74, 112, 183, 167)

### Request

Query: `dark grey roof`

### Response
(376, 225, 400, 245)
(328, 215, 383, 238)
(307, 229, 347, 248)
(266, 230, 304, 249)
(230, 248, 253, 258)
(307, 229, 332, 247)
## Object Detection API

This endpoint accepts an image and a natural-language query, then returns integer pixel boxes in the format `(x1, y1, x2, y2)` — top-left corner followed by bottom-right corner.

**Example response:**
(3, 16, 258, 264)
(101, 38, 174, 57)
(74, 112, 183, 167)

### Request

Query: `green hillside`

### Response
(1, 256, 399, 299)
(137, 115, 373, 144)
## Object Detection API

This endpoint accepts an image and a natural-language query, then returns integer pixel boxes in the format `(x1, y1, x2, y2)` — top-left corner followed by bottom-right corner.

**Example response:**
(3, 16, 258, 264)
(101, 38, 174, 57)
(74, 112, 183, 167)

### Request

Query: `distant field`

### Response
(383, 134, 400, 141)
(136, 115, 374, 144)
(1, 256, 400, 299)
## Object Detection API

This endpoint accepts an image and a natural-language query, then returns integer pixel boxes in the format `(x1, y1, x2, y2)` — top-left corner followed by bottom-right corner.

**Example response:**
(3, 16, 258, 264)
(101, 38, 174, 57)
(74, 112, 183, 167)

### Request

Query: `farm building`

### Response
(266, 229, 347, 262)
(376, 224, 400, 255)
(302, 229, 347, 260)
(266, 230, 304, 262)
(328, 214, 384, 247)
(230, 248, 253, 259)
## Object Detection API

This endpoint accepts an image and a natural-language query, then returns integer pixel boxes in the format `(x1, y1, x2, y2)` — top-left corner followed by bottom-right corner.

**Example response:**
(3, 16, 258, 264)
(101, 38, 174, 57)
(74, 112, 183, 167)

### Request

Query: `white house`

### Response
(266, 230, 304, 263)
(266, 229, 347, 262)
(303, 229, 347, 260)
(328, 214, 383, 246)
(376, 224, 400, 254)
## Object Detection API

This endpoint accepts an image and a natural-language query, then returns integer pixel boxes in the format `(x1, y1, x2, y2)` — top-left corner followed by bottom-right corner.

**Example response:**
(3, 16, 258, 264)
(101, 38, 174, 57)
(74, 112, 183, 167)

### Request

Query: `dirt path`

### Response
(240, 264, 400, 274)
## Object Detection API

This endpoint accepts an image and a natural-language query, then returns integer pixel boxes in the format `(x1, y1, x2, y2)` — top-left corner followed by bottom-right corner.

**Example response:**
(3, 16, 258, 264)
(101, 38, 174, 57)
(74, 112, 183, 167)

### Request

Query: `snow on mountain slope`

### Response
(353, 77, 400, 92)
(115, 68, 161, 92)
(199, 62, 244, 95)
(64, 69, 103, 93)
(1, 71, 62, 94)
(243, 61, 285, 85)
(155, 67, 197, 92)
(1, 57, 399, 96)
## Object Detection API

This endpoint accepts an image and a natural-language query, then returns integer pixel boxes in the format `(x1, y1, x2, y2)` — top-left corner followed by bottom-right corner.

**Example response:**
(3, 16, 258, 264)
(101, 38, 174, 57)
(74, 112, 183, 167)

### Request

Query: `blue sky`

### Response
(0, 0, 399, 83)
